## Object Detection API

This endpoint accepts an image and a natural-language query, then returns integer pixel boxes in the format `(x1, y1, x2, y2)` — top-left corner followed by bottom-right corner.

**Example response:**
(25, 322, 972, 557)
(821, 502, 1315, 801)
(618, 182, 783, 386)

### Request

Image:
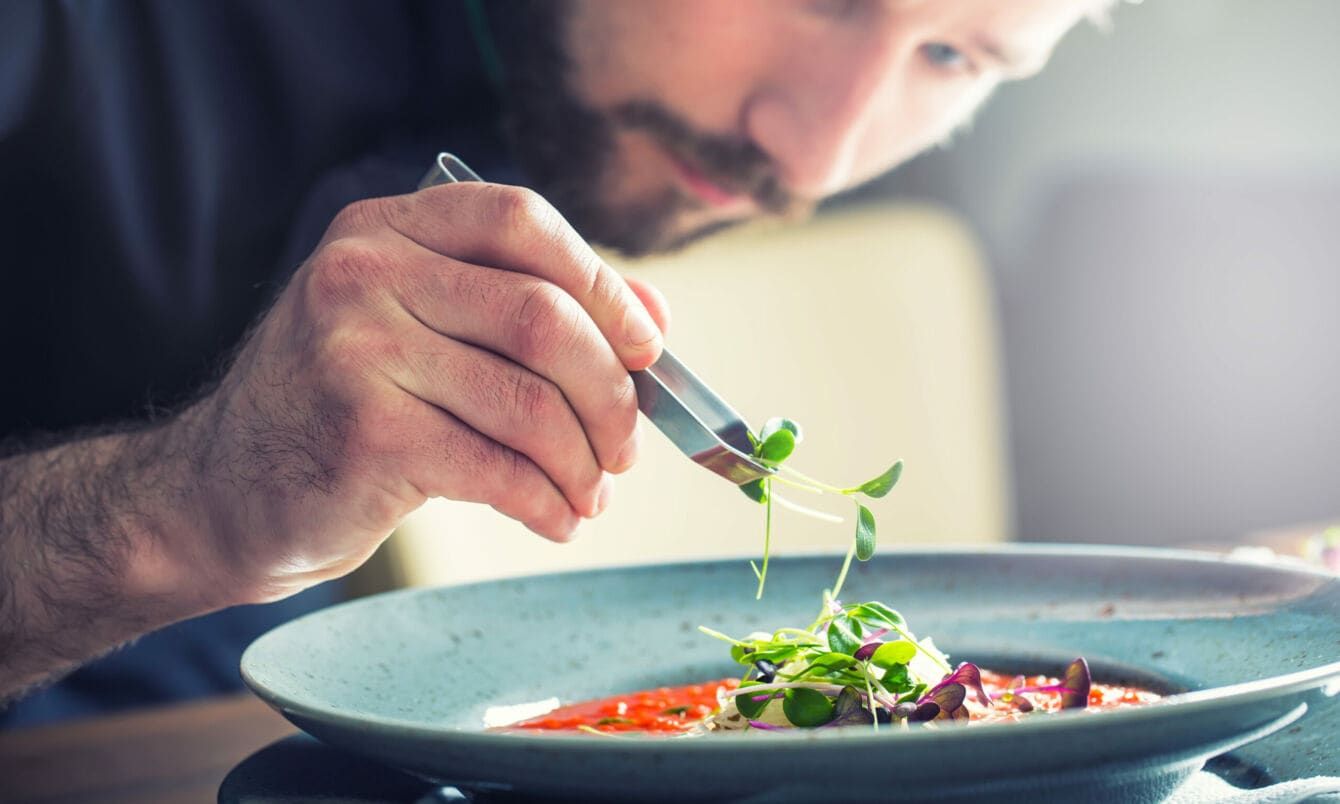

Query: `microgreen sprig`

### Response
(740, 417, 903, 597)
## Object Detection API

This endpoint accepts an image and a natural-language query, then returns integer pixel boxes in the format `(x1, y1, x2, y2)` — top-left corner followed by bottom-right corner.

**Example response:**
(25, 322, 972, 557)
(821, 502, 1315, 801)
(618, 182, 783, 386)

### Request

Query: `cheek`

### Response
(847, 73, 1000, 186)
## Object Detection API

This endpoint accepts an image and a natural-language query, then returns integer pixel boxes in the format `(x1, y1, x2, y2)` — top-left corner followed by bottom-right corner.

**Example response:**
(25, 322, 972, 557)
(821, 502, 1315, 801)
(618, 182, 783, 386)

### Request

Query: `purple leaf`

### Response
(920, 662, 994, 713)
(943, 663, 994, 708)
(928, 682, 966, 714)
(1060, 657, 1091, 710)
(821, 687, 875, 728)
(908, 701, 941, 722)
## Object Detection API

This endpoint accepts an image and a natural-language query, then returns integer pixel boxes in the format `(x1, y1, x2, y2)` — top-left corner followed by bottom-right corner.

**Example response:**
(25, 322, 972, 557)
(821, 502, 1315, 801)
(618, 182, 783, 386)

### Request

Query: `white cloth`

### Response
(1170, 772, 1340, 804)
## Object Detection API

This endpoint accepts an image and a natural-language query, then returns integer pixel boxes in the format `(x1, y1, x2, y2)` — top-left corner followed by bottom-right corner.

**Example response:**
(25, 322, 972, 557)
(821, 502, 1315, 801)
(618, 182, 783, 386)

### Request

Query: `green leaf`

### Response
(850, 461, 903, 498)
(758, 429, 797, 463)
(826, 616, 863, 656)
(663, 706, 692, 716)
(743, 644, 801, 666)
(870, 640, 918, 669)
(899, 681, 928, 703)
(734, 682, 782, 719)
(782, 688, 835, 727)
(759, 417, 803, 444)
(851, 602, 907, 630)
(883, 664, 914, 693)
(595, 717, 634, 725)
(790, 652, 857, 679)
(740, 478, 768, 503)
(854, 504, 876, 561)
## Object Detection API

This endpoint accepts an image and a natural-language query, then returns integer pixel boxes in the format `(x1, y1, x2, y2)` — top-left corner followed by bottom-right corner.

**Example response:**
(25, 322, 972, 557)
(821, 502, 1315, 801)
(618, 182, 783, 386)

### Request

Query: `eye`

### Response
(921, 42, 968, 70)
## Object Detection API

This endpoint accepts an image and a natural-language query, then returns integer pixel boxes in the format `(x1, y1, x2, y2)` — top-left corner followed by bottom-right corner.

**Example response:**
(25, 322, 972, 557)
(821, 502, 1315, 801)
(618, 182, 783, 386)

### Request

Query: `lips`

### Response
(668, 154, 752, 210)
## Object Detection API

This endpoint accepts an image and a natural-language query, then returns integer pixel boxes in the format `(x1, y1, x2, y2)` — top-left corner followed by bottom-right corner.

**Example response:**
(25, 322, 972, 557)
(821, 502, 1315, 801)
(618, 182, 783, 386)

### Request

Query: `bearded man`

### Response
(0, 0, 1115, 724)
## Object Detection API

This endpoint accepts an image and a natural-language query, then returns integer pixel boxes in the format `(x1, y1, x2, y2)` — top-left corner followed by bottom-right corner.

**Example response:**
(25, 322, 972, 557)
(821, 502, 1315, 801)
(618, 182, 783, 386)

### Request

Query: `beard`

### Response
(488, 1, 814, 257)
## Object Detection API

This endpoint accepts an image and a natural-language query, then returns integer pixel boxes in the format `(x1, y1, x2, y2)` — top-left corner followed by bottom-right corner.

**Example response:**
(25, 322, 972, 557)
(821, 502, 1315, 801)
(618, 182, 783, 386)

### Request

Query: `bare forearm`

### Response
(0, 424, 221, 702)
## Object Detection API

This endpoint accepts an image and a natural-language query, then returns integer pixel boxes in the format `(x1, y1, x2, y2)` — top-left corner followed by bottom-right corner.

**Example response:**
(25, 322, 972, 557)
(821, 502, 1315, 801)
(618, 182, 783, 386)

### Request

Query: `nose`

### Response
(743, 30, 909, 199)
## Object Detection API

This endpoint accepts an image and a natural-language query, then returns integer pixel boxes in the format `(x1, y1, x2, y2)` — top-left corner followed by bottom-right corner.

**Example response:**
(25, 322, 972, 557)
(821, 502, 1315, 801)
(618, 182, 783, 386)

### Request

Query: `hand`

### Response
(173, 183, 669, 603)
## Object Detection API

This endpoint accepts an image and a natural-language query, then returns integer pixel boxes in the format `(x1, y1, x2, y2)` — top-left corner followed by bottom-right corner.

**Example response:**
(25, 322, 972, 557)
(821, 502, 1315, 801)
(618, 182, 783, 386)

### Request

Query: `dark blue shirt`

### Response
(0, 0, 507, 726)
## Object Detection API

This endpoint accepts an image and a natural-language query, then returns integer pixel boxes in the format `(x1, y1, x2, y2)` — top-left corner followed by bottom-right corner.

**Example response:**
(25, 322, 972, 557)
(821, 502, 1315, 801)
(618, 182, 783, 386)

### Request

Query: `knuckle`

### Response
(511, 283, 581, 364)
(581, 256, 622, 311)
(609, 374, 639, 419)
(500, 448, 537, 494)
(508, 371, 559, 425)
(490, 184, 554, 234)
(472, 443, 536, 508)
(307, 238, 390, 308)
(447, 262, 508, 310)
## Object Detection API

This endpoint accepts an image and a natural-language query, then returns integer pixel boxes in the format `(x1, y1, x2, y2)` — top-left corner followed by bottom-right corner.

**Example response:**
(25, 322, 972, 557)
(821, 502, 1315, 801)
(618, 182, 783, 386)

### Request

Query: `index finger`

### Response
(382, 183, 665, 371)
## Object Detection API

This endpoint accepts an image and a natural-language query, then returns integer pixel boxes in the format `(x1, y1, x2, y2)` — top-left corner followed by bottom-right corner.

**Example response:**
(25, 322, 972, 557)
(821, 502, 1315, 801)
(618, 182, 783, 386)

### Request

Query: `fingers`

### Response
(377, 321, 608, 519)
(625, 276, 671, 338)
(387, 240, 642, 475)
(383, 183, 665, 371)
(397, 399, 583, 543)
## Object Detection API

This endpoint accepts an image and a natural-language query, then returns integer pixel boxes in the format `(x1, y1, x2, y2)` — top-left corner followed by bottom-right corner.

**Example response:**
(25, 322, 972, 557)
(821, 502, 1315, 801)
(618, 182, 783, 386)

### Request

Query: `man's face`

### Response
(498, 0, 1107, 256)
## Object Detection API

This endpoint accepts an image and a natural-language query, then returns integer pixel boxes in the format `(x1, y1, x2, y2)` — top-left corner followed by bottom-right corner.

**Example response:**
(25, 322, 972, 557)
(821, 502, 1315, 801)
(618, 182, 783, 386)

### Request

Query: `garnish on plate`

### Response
(698, 589, 1100, 732)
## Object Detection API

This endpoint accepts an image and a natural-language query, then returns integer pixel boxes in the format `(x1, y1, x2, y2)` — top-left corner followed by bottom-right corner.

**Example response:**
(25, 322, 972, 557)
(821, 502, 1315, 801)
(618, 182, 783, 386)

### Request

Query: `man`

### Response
(0, 0, 1113, 723)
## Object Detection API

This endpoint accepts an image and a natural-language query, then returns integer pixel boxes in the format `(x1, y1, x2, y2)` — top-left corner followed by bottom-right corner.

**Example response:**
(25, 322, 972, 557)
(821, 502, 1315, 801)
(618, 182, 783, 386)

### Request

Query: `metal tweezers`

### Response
(419, 152, 773, 486)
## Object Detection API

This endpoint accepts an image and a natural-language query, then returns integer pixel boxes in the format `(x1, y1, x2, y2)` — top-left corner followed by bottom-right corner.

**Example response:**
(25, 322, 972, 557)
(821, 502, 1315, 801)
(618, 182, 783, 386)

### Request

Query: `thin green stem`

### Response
(770, 492, 844, 523)
(755, 478, 773, 600)
(771, 627, 825, 644)
(768, 473, 826, 496)
(864, 671, 880, 731)
(697, 625, 747, 646)
(831, 540, 858, 600)
(776, 465, 851, 495)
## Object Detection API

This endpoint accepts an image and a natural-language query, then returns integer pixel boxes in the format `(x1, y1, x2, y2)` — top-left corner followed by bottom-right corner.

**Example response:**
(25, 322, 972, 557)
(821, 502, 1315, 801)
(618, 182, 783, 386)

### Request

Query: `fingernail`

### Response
(614, 423, 642, 472)
(625, 307, 660, 347)
(594, 475, 615, 516)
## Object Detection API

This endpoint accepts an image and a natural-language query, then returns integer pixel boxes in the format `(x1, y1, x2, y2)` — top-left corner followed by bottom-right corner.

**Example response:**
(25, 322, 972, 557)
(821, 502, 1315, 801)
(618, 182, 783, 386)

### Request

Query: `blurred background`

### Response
(849, 0, 1340, 547)
(390, 0, 1340, 587)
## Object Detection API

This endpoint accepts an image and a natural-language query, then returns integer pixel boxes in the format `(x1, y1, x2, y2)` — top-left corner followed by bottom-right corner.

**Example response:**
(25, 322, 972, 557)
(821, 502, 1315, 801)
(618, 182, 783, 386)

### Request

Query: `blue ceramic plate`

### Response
(241, 546, 1340, 802)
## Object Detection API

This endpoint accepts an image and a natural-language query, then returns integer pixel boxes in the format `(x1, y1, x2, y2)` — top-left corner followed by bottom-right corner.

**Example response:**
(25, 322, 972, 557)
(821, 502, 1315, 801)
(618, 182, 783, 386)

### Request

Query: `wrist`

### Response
(108, 417, 245, 614)
(0, 424, 233, 694)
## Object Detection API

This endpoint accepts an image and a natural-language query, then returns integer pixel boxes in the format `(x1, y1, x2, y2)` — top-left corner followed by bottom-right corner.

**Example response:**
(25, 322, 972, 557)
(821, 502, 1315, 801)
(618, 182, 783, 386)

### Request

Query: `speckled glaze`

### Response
(241, 546, 1340, 802)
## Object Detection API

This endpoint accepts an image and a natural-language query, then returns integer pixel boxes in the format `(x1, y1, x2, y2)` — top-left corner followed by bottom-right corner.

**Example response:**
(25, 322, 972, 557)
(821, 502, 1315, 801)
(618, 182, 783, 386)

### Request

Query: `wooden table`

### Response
(0, 694, 295, 804)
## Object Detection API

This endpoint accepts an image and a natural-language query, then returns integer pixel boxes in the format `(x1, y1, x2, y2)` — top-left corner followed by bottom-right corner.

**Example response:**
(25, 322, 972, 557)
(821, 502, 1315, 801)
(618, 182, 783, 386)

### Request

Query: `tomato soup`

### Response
(502, 670, 1158, 735)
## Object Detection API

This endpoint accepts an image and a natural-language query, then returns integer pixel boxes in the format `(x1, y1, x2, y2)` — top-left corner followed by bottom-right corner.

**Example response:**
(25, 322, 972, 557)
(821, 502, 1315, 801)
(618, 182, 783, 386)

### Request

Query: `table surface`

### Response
(0, 694, 295, 804)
